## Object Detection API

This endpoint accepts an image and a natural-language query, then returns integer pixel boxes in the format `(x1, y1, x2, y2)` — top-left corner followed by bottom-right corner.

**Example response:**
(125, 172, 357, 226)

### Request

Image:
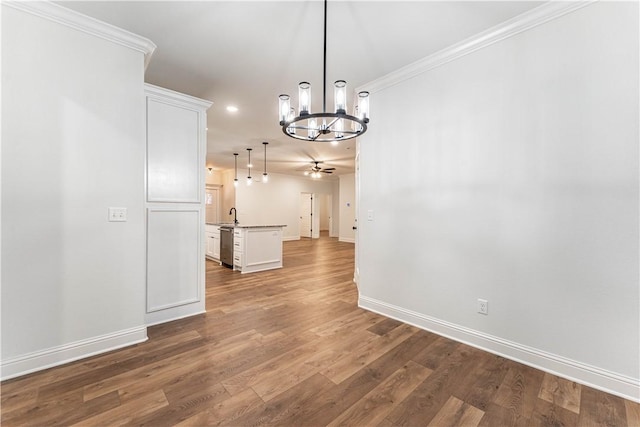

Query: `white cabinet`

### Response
(145, 84, 212, 326)
(233, 228, 243, 270)
(205, 224, 220, 261)
(232, 226, 284, 274)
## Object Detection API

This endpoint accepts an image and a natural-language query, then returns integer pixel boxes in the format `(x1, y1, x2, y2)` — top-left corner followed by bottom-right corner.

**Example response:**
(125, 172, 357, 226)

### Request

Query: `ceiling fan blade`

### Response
(322, 167, 336, 171)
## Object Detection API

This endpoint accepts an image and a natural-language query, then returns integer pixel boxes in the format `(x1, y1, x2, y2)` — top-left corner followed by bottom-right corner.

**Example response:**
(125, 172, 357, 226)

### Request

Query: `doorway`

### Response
(300, 193, 312, 238)
(318, 193, 332, 237)
(205, 185, 221, 224)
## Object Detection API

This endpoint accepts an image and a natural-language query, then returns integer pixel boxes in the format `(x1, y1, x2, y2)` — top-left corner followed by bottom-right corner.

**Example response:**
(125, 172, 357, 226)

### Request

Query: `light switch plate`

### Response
(367, 210, 374, 221)
(108, 207, 127, 222)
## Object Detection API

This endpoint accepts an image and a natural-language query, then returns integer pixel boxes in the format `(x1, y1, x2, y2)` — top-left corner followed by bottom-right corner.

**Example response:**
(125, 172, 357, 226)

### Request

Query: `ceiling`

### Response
(58, 1, 543, 179)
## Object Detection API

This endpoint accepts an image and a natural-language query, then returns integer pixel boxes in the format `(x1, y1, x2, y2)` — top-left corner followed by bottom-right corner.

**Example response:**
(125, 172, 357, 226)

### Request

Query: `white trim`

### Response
(3, 1, 156, 69)
(357, 1, 596, 94)
(145, 83, 213, 111)
(1, 326, 147, 381)
(339, 237, 355, 244)
(282, 236, 299, 242)
(146, 309, 206, 327)
(358, 295, 640, 403)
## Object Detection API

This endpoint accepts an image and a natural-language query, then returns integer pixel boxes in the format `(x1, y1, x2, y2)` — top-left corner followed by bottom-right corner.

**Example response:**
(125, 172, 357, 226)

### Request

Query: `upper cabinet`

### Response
(145, 84, 212, 203)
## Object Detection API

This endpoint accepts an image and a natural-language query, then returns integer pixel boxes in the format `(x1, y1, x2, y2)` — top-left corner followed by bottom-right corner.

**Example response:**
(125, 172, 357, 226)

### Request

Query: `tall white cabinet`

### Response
(144, 84, 212, 325)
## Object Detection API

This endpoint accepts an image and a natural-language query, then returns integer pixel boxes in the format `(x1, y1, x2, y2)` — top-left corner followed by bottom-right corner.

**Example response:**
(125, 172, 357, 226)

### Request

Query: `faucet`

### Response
(229, 207, 238, 225)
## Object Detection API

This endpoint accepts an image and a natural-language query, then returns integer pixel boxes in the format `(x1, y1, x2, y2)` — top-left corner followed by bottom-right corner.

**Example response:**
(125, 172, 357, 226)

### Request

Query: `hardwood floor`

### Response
(2, 233, 639, 426)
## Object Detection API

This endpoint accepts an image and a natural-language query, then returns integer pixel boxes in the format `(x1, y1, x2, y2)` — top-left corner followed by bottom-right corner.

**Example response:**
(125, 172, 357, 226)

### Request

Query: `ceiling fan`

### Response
(304, 161, 335, 178)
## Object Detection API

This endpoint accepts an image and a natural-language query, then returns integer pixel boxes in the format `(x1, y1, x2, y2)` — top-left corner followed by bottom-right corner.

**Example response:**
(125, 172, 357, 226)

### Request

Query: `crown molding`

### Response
(358, 1, 596, 94)
(3, 1, 156, 69)
(144, 83, 213, 111)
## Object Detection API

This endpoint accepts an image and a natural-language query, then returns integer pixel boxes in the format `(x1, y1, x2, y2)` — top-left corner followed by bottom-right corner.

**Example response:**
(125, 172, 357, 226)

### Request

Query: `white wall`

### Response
(357, 2, 639, 400)
(339, 173, 356, 243)
(319, 194, 331, 231)
(1, 4, 152, 377)
(331, 180, 340, 237)
(220, 169, 236, 221)
(205, 169, 224, 186)
(234, 171, 334, 240)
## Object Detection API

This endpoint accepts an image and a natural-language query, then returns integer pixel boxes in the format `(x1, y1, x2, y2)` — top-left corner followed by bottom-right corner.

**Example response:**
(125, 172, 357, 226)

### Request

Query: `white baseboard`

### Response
(338, 237, 355, 243)
(1, 326, 147, 381)
(359, 295, 640, 403)
(282, 236, 299, 242)
(145, 302, 205, 327)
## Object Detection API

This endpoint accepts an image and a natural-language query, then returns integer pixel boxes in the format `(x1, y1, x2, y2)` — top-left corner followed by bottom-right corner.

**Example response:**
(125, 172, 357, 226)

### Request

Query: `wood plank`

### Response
(172, 388, 263, 427)
(412, 335, 461, 370)
(298, 328, 439, 426)
(458, 353, 510, 412)
(577, 386, 628, 427)
(625, 399, 640, 427)
(367, 317, 404, 336)
(530, 396, 580, 427)
(231, 373, 335, 427)
(327, 360, 432, 427)
(2, 388, 120, 427)
(70, 390, 168, 427)
(427, 395, 484, 427)
(386, 343, 480, 426)
(477, 402, 532, 427)
(538, 373, 582, 414)
(491, 362, 545, 423)
(82, 329, 261, 401)
(321, 323, 417, 384)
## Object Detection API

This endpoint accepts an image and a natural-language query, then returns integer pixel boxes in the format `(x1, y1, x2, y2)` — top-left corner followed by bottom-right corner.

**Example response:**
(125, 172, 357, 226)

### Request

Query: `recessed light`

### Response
(226, 106, 238, 113)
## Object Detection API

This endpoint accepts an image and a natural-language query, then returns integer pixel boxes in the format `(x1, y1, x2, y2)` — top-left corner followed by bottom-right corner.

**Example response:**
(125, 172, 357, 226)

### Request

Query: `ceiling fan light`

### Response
(298, 82, 311, 115)
(263, 173, 269, 183)
(334, 80, 347, 114)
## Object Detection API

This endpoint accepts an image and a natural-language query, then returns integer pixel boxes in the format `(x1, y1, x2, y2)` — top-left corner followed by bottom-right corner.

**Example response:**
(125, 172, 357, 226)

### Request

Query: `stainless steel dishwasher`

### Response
(219, 226, 234, 268)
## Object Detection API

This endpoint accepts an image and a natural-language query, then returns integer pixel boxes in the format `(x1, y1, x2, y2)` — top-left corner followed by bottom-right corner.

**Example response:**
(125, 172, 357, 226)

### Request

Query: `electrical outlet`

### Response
(478, 299, 488, 315)
(108, 207, 127, 222)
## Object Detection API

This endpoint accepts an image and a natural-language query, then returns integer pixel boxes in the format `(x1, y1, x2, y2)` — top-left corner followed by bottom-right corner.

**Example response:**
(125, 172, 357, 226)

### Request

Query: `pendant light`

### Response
(278, 0, 370, 142)
(262, 141, 269, 183)
(246, 148, 253, 186)
(233, 153, 239, 187)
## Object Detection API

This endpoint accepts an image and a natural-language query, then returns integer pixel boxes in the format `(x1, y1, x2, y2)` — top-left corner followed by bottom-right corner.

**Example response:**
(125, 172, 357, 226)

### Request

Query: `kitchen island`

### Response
(231, 225, 286, 274)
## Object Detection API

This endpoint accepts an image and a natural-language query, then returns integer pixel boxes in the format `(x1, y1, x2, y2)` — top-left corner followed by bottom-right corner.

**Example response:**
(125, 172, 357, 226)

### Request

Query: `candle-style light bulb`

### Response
(334, 118, 343, 139)
(287, 107, 296, 135)
(278, 94, 290, 124)
(358, 91, 370, 122)
(334, 80, 347, 114)
(308, 118, 317, 139)
(299, 82, 311, 115)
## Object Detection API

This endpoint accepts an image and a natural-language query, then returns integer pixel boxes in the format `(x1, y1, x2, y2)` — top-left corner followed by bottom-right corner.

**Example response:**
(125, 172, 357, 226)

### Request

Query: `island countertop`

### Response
(206, 223, 286, 229)
(233, 224, 286, 229)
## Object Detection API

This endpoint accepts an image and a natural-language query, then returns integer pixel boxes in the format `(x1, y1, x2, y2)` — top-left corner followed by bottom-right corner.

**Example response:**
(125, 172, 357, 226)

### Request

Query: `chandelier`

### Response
(278, 0, 369, 143)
